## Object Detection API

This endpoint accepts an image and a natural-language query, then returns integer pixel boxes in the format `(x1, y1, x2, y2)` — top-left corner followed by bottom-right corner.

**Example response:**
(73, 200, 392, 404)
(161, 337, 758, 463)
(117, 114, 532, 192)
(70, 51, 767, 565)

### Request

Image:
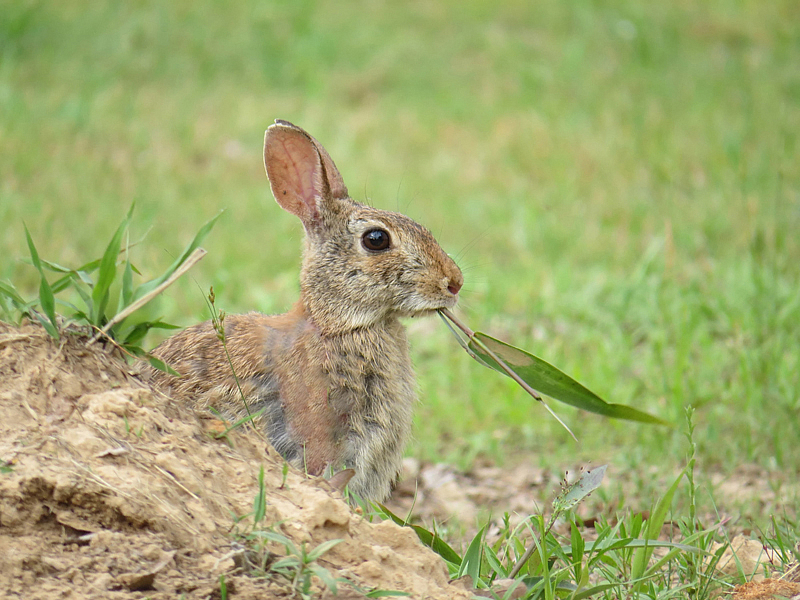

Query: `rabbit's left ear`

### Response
(264, 120, 349, 229)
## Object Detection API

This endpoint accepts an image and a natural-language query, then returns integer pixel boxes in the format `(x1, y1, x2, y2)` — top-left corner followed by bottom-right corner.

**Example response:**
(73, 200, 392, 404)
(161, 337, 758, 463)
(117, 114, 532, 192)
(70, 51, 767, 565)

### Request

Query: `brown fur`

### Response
(146, 120, 463, 500)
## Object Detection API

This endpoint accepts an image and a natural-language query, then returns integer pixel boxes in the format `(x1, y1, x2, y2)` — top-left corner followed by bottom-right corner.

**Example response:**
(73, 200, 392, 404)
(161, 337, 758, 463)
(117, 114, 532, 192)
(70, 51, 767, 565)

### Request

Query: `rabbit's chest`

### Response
(326, 350, 414, 416)
(263, 319, 417, 482)
(323, 324, 415, 416)
(320, 323, 417, 476)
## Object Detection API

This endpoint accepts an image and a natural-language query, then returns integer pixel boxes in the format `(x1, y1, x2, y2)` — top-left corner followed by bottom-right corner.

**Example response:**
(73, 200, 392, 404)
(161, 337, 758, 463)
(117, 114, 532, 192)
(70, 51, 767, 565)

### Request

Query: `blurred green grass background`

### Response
(2, 1, 798, 483)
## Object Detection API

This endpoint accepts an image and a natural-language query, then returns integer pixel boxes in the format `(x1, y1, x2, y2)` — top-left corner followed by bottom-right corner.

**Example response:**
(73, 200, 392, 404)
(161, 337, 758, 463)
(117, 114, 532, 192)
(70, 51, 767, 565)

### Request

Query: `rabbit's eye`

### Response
(362, 229, 391, 252)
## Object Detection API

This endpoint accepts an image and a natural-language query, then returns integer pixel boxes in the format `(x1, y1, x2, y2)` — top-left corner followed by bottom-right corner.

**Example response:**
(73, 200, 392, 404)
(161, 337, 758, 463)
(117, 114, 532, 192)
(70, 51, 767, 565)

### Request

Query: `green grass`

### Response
(370, 417, 799, 598)
(2, 0, 798, 527)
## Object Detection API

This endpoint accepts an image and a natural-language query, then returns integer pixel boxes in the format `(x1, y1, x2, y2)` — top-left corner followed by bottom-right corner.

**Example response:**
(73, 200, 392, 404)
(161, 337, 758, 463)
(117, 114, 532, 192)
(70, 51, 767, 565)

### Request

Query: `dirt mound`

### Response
(0, 322, 471, 599)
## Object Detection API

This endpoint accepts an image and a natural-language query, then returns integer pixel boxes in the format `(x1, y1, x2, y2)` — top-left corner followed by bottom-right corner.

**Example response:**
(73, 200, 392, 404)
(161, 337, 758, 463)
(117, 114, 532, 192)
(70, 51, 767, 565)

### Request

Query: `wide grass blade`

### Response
(484, 544, 508, 578)
(253, 465, 266, 525)
(438, 310, 494, 369)
(0, 282, 24, 320)
(307, 564, 337, 594)
(456, 524, 487, 585)
(560, 538, 702, 556)
(376, 504, 462, 566)
(573, 583, 618, 599)
(120, 320, 180, 347)
(471, 333, 668, 425)
(305, 539, 343, 562)
(124, 346, 180, 376)
(0, 281, 26, 308)
(520, 577, 577, 594)
(120, 238, 135, 308)
(254, 530, 300, 558)
(439, 309, 668, 426)
(631, 466, 687, 589)
(92, 204, 134, 324)
(24, 225, 59, 338)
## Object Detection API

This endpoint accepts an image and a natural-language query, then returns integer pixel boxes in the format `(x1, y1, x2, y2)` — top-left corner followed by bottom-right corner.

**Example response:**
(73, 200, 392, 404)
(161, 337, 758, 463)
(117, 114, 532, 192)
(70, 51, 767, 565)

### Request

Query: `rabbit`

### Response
(147, 120, 463, 501)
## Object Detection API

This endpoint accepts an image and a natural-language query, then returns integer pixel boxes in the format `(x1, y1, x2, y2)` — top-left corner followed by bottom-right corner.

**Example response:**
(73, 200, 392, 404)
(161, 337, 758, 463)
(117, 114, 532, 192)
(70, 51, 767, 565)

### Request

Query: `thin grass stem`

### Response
(89, 248, 207, 344)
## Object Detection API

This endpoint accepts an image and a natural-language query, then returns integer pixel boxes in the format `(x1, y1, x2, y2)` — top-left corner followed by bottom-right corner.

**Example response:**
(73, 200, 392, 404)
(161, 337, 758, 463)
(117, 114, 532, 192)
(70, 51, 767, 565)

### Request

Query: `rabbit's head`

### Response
(265, 120, 463, 335)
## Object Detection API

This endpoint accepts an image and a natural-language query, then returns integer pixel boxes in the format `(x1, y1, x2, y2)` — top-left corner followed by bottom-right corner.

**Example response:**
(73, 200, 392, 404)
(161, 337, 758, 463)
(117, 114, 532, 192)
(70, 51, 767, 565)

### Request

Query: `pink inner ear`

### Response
(265, 128, 323, 225)
(280, 136, 320, 222)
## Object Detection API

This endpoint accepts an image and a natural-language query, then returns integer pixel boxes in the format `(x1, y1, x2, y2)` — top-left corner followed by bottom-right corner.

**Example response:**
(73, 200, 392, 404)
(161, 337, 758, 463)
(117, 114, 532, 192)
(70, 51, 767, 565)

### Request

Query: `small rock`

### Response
(91, 573, 114, 590)
(401, 457, 420, 481)
(117, 571, 156, 592)
(141, 544, 164, 561)
(40, 556, 69, 572)
(420, 463, 457, 489)
(305, 495, 351, 531)
(712, 535, 773, 580)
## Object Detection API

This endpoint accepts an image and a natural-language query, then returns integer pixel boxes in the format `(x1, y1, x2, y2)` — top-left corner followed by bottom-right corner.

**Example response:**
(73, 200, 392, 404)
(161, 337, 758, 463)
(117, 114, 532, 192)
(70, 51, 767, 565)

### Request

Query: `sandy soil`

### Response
(0, 322, 475, 599)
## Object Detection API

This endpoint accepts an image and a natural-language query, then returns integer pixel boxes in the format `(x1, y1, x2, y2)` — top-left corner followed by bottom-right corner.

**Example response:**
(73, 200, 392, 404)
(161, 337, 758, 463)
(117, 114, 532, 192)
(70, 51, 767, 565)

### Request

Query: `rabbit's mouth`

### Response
(396, 292, 458, 317)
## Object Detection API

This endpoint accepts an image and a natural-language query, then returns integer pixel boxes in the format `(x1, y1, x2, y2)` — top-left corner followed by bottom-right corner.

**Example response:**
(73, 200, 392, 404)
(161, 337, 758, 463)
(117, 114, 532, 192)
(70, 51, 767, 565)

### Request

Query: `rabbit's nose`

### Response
(447, 276, 463, 296)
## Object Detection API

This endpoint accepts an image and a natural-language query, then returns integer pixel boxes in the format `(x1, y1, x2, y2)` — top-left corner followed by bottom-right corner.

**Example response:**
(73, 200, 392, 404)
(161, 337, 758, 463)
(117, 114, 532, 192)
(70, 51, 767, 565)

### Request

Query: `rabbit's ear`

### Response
(264, 120, 349, 228)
